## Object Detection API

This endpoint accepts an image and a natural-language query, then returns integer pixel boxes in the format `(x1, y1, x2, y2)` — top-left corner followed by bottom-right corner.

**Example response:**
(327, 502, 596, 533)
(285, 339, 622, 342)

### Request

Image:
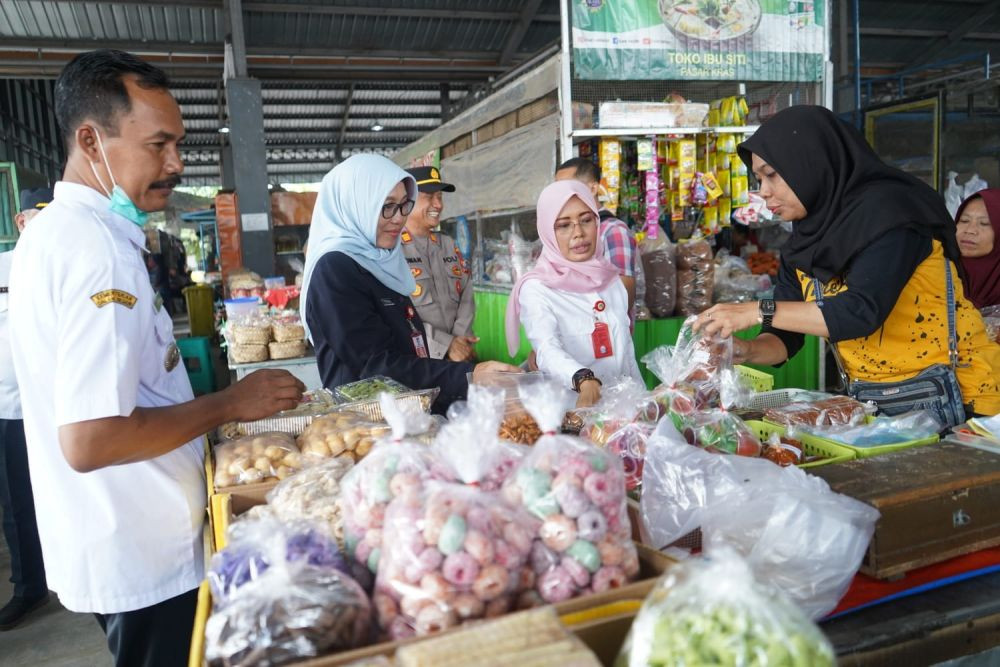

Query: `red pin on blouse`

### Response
(594, 300, 606, 313)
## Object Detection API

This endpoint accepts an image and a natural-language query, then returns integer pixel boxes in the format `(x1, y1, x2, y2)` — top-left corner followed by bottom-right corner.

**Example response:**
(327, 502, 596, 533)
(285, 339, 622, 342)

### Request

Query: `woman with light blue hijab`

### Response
(302, 154, 517, 412)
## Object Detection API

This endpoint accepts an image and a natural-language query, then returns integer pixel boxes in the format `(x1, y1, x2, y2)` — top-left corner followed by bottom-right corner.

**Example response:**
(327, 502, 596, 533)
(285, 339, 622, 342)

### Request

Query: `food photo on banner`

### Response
(571, 0, 826, 81)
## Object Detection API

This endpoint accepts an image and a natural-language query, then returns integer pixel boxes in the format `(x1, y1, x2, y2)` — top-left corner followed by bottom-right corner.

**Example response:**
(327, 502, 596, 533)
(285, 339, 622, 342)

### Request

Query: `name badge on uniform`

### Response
(165, 342, 181, 372)
(592, 300, 613, 359)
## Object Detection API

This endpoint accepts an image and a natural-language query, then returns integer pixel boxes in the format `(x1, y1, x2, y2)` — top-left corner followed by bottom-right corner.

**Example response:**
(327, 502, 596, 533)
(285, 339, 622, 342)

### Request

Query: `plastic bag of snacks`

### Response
(296, 411, 388, 462)
(266, 456, 355, 547)
(615, 549, 835, 667)
(763, 395, 868, 428)
(471, 371, 546, 444)
(642, 317, 734, 411)
(502, 381, 639, 605)
(579, 377, 662, 491)
(640, 235, 677, 318)
(208, 518, 349, 605)
(374, 480, 537, 640)
(213, 432, 305, 488)
(435, 385, 528, 491)
(675, 238, 714, 316)
(803, 410, 942, 447)
(339, 396, 437, 577)
(205, 518, 372, 666)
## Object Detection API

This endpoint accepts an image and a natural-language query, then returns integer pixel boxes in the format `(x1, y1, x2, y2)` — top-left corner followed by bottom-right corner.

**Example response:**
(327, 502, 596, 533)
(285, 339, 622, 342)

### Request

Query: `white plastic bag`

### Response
(945, 171, 963, 218)
(641, 420, 879, 619)
(964, 172, 988, 199)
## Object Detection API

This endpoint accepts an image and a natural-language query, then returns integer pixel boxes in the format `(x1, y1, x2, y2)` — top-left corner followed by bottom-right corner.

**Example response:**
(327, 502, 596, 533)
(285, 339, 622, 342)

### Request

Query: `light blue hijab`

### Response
(301, 154, 417, 341)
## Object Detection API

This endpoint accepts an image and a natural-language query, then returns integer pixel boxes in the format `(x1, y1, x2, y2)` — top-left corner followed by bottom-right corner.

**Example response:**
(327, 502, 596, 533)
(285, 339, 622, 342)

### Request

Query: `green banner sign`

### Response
(572, 0, 826, 82)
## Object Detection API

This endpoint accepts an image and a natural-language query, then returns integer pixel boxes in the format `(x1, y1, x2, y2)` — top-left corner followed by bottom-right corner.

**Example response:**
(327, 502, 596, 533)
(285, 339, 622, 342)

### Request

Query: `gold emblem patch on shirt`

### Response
(90, 289, 137, 309)
(411, 284, 423, 298)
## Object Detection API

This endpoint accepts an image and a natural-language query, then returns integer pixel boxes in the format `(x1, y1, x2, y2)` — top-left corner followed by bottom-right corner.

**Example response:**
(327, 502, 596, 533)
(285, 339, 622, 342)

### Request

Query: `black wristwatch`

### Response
(758, 299, 776, 329)
(572, 368, 600, 393)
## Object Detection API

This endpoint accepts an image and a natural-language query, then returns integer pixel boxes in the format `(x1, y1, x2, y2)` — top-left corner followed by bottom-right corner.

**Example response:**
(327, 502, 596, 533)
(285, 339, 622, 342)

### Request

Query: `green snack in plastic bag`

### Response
(616, 549, 835, 667)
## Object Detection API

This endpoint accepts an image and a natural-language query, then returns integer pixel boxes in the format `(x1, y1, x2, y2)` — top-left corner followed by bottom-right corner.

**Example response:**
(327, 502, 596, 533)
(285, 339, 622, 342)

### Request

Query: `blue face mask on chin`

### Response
(89, 129, 150, 228)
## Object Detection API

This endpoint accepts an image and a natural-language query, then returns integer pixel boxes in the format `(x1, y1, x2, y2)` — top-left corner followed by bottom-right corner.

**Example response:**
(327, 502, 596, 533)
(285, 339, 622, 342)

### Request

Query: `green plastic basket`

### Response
(762, 415, 940, 459)
(736, 365, 775, 392)
(744, 420, 855, 469)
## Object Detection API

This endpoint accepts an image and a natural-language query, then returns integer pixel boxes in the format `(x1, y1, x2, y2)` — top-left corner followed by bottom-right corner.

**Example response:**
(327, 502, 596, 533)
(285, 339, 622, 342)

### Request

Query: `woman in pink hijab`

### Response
(506, 180, 642, 407)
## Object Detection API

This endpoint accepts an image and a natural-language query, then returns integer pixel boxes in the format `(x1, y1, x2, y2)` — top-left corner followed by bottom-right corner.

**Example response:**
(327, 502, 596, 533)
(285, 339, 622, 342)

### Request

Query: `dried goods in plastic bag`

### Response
(763, 395, 867, 428)
(675, 238, 714, 316)
(266, 456, 355, 547)
(640, 235, 677, 318)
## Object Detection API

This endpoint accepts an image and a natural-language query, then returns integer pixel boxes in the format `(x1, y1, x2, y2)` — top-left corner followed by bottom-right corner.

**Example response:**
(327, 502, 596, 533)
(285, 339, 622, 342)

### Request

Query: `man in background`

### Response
(0, 188, 52, 630)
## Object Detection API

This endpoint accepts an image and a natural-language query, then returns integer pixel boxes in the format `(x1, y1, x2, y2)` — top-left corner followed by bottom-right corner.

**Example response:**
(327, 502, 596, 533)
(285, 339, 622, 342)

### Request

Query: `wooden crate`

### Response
(809, 442, 1000, 579)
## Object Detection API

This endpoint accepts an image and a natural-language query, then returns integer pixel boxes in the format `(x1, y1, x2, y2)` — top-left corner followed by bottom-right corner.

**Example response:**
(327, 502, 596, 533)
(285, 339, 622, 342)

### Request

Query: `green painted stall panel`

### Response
(472, 287, 820, 391)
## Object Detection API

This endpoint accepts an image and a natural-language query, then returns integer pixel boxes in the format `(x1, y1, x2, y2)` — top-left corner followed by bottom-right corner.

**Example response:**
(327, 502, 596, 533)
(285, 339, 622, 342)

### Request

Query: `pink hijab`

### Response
(504, 180, 621, 356)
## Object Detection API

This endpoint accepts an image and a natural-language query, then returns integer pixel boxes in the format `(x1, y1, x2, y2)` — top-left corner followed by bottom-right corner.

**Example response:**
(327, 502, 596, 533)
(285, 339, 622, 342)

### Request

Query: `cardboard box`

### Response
(810, 443, 1000, 579)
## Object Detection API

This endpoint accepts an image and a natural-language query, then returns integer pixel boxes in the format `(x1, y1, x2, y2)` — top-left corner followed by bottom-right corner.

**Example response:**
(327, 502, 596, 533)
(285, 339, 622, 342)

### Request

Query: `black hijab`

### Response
(738, 105, 960, 283)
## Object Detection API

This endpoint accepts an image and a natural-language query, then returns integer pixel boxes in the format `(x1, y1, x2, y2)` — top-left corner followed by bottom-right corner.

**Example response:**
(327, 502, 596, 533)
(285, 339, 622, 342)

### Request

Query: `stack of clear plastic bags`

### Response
(205, 517, 372, 666)
(615, 549, 836, 667)
(579, 377, 661, 491)
(640, 420, 879, 619)
(802, 410, 942, 447)
(713, 251, 772, 304)
(763, 395, 868, 428)
(502, 381, 640, 605)
(339, 395, 436, 577)
(373, 480, 537, 640)
(433, 385, 528, 491)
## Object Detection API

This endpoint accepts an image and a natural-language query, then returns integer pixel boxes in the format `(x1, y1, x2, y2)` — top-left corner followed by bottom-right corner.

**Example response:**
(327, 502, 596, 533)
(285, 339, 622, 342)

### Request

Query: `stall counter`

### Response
(472, 285, 821, 391)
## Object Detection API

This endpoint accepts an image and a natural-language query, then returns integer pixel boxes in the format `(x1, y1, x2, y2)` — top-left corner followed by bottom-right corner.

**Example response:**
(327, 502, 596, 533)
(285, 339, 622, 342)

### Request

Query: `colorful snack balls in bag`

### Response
(615, 549, 835, 667)
(435, 385, 528, 491)
(579, 378, 661, 490)
(374, 481, 536, 639)
(213, 432, 304, 488)
(339, 395, 436, 577)
(642, 317, 734, 412)
(503, 381, 639, 605)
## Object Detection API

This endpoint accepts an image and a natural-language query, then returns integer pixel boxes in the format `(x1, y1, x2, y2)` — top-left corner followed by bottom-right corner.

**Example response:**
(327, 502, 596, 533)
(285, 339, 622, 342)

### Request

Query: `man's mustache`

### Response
(150, 175, 182, 189)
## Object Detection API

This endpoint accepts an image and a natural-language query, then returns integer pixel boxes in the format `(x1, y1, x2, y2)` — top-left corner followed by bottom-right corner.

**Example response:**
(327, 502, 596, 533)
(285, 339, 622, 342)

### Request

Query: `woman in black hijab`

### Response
(694, 105, 1000, 417)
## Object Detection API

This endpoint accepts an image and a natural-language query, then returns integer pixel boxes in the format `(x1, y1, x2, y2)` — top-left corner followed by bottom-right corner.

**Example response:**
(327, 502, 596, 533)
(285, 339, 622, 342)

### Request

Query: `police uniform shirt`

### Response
(9, 182, 205, 614)
(0, 251, 20, 419)
(401, 230, 474, 359)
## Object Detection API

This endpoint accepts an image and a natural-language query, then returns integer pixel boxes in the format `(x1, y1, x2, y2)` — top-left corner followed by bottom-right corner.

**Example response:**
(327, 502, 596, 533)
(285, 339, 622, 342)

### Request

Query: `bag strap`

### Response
(944, 258, 959, 369)
(812, 278, 851, 389)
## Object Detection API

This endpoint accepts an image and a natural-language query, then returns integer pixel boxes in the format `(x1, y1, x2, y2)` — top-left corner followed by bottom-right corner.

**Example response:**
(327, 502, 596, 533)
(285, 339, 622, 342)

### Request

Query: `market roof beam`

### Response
(0, 37, 507, 62)
(499, 0, 544, 66)
(906, 0, 1000, 66)
(32, 0, 560, 22)
(857, 27, 1000, 40)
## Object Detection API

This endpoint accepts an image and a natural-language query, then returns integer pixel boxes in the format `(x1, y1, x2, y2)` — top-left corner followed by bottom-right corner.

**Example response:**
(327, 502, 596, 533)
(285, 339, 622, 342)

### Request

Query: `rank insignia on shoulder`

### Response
(401, 231, 413, 244)
(91, 289, 137, 309)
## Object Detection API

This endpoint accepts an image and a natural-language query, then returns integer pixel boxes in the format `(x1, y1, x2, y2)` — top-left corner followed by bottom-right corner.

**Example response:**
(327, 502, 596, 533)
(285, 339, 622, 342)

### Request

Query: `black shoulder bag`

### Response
(818, 259, 966, 429)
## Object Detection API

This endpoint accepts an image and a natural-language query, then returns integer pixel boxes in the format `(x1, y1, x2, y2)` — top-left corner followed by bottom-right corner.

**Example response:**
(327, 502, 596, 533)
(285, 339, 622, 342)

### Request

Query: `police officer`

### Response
(402, 167, 477, 361)
(0, 188, 51, 631)
(10, 50, 303, 667)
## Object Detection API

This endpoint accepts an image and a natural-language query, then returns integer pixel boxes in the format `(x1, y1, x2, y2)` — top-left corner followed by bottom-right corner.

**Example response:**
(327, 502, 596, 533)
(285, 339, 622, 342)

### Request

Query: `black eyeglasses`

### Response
(381, 199, 415, 219)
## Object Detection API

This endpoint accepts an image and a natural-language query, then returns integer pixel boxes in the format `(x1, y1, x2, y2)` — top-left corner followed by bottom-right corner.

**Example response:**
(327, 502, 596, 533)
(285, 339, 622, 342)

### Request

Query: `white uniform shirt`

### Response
(518, 278, 642, 389)
(9, 182, 206, 614)
(0, 251, 21, 419)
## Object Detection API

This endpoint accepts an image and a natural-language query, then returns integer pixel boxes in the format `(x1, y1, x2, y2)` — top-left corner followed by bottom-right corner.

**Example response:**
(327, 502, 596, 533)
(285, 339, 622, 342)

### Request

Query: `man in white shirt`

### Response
(0, 188, 51, 630)
(9, 49, 304, 666)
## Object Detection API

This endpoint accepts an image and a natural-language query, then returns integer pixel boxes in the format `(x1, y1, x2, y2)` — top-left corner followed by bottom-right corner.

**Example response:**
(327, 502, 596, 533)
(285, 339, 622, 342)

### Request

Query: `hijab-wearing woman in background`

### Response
(302, 155, 518, 412)
(692, 105, 1000, 419)
(506, 180, 642, 408)
(956, 189, 1000, 311)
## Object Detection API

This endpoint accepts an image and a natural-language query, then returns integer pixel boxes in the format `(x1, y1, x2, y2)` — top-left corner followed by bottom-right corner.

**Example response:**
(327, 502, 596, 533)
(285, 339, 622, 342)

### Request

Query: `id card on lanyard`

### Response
(405, 305, 429, 358)
(592, 299, 613, 359)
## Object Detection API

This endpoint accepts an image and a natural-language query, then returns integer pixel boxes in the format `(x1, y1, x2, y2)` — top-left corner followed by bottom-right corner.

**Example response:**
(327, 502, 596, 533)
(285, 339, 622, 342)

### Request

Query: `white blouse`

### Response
(518, 278, 642, 389)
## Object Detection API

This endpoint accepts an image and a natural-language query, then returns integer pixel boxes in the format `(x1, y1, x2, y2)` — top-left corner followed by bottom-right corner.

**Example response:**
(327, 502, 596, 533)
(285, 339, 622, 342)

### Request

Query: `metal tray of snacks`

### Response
(335, 387, 439, 423)
(217, 389, 341, 440)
